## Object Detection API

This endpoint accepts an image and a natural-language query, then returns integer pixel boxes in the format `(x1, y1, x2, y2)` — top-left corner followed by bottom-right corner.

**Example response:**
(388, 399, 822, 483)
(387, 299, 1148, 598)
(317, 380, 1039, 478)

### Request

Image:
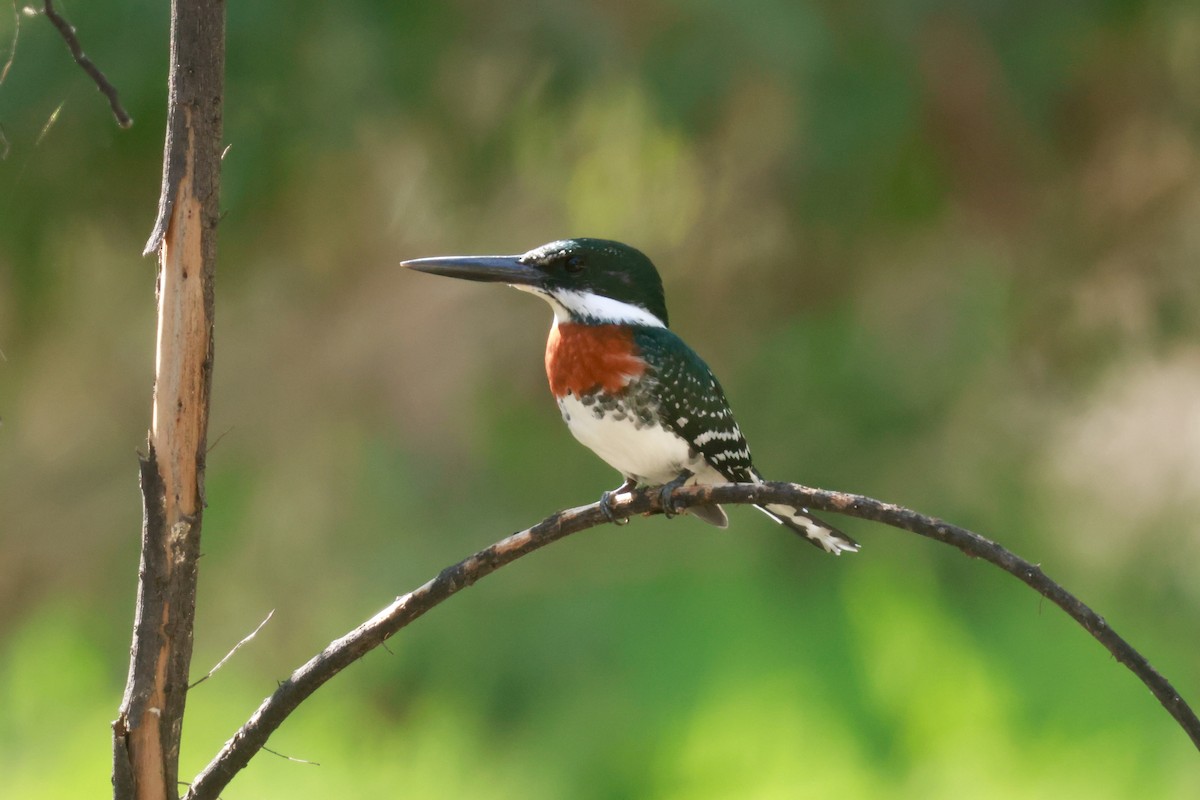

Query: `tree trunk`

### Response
(112, 2, 224, 798)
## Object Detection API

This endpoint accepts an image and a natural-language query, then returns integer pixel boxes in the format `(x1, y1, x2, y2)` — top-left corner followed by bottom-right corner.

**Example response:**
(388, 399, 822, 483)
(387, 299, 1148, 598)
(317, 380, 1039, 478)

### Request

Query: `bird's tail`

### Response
(748, 469, 859, 555)
(754, 503, 859, 555)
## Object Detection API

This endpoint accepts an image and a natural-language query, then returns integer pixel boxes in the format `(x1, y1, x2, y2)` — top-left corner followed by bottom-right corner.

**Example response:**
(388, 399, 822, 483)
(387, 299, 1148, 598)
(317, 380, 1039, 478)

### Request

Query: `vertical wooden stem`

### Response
(112, 2, 224, 799)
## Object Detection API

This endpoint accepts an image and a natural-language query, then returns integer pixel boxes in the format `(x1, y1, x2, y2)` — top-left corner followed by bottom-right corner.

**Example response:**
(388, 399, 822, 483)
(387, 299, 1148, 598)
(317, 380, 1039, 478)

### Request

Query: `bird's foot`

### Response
(658, 471, 693, 519)
(600, 478, 637, 526)
(600, 490, 629, 525)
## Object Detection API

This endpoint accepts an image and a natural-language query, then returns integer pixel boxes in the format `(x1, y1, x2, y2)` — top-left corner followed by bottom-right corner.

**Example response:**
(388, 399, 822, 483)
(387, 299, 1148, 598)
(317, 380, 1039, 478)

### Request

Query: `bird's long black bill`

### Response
(400, 254, 544, 286)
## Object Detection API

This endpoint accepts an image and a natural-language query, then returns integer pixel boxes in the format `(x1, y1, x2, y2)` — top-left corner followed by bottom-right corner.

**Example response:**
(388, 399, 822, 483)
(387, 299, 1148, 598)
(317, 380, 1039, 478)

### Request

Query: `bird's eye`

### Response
(564, 256, 585, 275)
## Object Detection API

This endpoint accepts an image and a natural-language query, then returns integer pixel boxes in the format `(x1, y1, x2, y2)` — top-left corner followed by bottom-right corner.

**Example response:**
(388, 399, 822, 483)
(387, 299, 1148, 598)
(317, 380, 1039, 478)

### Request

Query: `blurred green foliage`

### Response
(2, 0, 1200, 796)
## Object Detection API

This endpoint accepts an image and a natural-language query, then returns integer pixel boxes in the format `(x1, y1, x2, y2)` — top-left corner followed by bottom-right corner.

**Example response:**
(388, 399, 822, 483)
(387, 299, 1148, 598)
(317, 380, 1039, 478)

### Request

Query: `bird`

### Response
(402, 238, 859, 555)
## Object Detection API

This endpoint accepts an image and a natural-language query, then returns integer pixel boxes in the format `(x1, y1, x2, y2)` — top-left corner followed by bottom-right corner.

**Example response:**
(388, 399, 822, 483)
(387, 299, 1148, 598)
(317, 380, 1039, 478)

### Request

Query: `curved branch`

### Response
(184, 483, 1200, 800)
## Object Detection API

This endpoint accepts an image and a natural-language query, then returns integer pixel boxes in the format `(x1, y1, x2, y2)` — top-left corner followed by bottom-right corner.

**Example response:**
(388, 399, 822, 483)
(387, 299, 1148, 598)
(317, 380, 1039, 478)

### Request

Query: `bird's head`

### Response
(402, 238, 669, 328)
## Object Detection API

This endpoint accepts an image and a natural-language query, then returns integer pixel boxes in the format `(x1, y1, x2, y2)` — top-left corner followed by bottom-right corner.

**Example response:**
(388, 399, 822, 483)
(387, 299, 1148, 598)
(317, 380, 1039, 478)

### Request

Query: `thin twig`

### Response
(183, 483, 1200, 800)
(35, 99, 63, 145)
(205, 425, 234, 456)
(41, 0, 131, 127)
(190, 610, 275, 689)
(0, 1, 16, 159)
(262, 746, 319, 766)
(1, 0, 19, 87)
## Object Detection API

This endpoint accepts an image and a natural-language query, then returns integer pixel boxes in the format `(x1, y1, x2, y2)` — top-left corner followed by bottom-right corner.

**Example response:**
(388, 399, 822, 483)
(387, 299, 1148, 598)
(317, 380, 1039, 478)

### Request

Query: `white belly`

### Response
(557, 393, 707, 485)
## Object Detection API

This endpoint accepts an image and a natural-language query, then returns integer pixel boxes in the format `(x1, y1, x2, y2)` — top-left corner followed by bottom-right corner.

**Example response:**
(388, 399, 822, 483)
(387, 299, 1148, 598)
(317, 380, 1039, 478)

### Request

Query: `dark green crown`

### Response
(519, 239, 669, 326)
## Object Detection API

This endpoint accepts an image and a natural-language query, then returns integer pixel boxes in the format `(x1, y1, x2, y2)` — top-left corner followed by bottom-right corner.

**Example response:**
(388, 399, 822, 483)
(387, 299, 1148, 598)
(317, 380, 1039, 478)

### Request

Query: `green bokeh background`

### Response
(3, 1, 1200, 796)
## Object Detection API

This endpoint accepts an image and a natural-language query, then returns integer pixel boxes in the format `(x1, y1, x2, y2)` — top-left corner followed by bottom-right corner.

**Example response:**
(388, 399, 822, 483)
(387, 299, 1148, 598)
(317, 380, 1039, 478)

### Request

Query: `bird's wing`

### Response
(632, 327, 756, 483)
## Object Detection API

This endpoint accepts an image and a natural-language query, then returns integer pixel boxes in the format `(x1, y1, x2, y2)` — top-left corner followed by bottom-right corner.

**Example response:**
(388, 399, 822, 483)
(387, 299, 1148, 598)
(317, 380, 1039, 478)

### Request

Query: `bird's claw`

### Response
(658, 483, 680, 518)
(600, 490, 629, 526)
(658, 471, 692, 519)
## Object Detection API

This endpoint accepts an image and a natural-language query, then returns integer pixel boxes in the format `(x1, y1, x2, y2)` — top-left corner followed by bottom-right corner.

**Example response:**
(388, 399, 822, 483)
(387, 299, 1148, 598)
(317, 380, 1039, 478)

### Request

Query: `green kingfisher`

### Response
(402, 238, 859, 555)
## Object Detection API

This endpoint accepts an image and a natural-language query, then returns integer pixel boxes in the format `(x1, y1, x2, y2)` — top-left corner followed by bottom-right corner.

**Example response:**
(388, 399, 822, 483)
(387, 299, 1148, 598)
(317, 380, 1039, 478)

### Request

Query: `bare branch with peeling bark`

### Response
(112, 2, 223, 798)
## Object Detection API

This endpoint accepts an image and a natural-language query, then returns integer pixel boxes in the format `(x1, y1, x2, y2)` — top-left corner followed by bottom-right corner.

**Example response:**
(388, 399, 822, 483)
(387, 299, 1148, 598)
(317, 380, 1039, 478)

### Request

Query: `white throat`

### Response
(513, 285, 666, 327)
